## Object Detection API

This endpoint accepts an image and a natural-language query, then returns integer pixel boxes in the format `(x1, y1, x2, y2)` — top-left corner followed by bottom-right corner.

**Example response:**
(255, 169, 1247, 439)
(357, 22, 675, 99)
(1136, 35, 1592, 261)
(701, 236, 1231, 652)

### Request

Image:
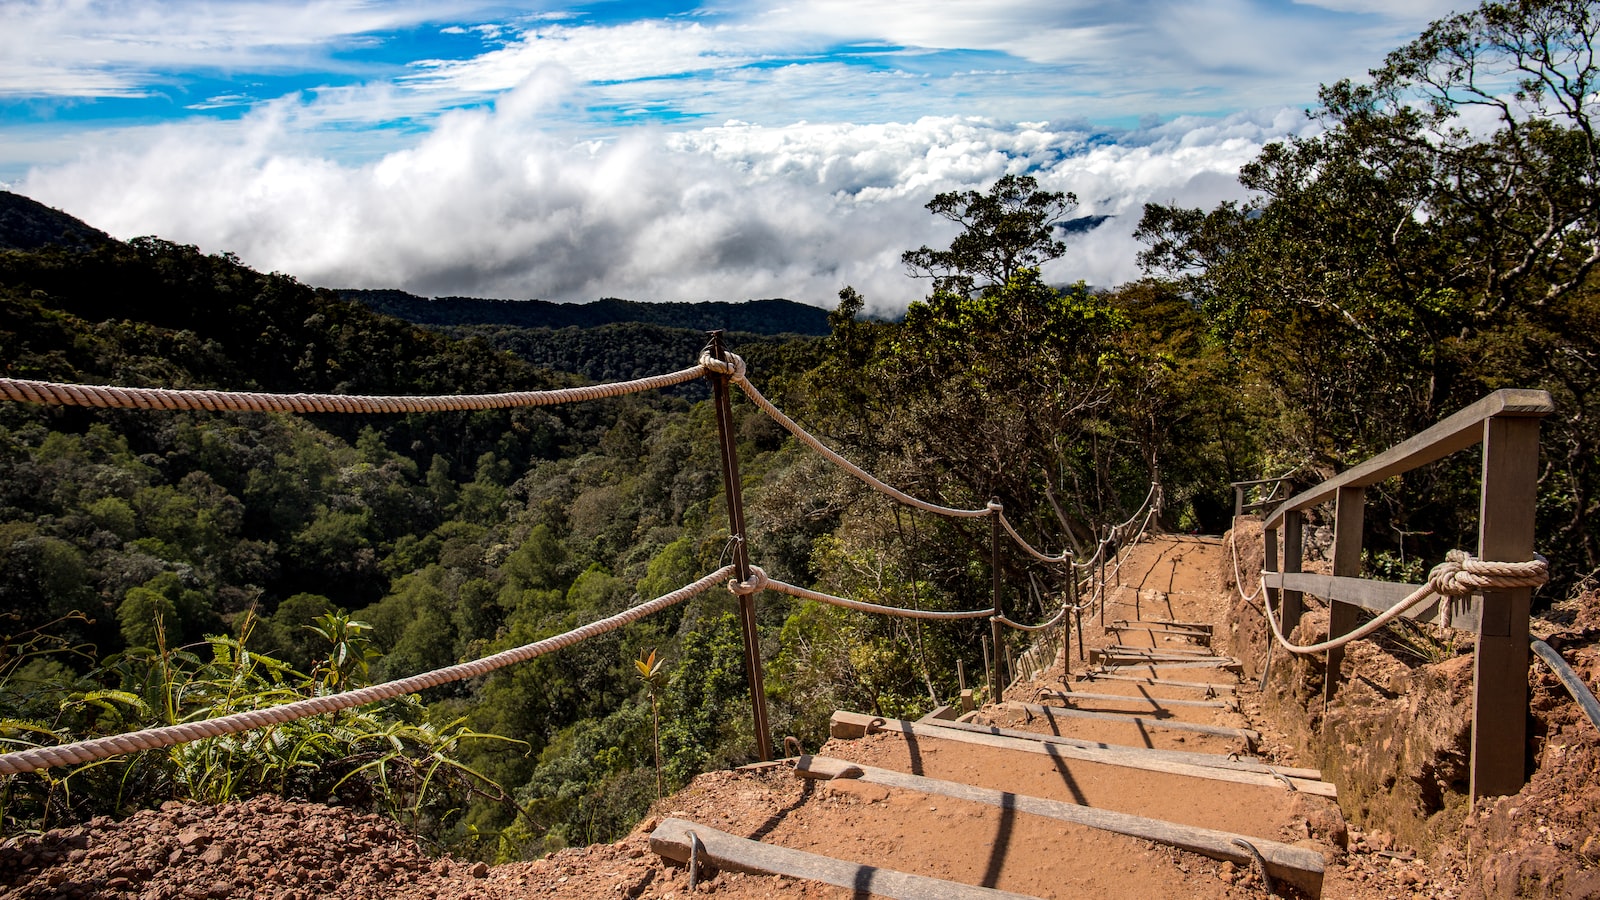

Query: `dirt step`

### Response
(829, 712, 1331, 796)
(1078, 672, 1238, 695)
(1042, 687, 1239, 715)
(908, 717, 1323, 781)
(708, 757, 1301, 899)
(1103, 626, 1211, 649)
(826, 715, 1316, 838)
(794, 757, 1326, 897)
(975, 703, 1247, 755)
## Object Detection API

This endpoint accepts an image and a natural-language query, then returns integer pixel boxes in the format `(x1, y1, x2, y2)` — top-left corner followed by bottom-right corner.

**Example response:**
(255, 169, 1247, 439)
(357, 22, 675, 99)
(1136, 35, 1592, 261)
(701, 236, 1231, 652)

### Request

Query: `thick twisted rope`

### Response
(703, 352, 989, 520)
(993, 608, 1069, 632)
(1255, 549, 1547, 655)
(0, 366, 708, 414)
(0, 566, 735, 776)
(742, 565, 995, 620)
(704, 351, 1090, 573)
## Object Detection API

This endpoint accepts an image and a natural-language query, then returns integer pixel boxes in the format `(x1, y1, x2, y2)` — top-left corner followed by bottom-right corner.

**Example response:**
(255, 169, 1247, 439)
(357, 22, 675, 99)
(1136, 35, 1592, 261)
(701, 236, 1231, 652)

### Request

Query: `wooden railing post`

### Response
(1282, 510, 1305, 638)
(1324, 486, 1366, 709)
(1471, 414, 1540, 801)
(706, 331, 771, 762)
(1263, 523, 1279, 641)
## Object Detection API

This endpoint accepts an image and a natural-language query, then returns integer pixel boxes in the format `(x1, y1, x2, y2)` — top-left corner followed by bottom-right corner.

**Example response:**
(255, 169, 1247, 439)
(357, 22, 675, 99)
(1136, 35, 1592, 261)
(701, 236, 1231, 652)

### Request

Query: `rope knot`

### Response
(986, 500, 1003, 514)
(1428, 550, 1549, 596)
(698, 351, 747, 381)
(728, 564, 769, 596)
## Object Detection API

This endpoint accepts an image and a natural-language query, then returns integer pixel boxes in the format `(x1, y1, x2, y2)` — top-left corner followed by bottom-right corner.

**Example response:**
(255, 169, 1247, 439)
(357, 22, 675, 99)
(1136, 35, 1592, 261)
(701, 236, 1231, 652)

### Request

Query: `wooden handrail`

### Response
(1253, 386, 1552, 803)
(1262, 389, 1553, 528)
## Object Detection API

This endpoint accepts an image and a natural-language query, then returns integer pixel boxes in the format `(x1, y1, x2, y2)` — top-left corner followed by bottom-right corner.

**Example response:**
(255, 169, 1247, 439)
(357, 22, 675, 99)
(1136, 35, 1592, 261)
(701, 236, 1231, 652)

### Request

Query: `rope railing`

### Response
(1225, 530, 1549, 655)
(0, 348, 1157, 775)
(0, 367, 709, 414)
(704, 351, 990, 521)
(732, 565, 996, 620)
(0, 566, 736, 776)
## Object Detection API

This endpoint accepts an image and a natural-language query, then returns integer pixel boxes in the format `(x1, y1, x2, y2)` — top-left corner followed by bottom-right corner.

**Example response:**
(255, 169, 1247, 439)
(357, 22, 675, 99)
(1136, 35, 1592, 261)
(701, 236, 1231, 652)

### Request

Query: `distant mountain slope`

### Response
(339, 290, 831, 336)
(0, 191, 114, 252)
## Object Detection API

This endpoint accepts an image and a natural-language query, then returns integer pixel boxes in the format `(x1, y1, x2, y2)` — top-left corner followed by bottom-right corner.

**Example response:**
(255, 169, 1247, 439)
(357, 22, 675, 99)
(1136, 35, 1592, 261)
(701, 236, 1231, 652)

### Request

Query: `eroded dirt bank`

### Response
(1223, 517, 1600, 898)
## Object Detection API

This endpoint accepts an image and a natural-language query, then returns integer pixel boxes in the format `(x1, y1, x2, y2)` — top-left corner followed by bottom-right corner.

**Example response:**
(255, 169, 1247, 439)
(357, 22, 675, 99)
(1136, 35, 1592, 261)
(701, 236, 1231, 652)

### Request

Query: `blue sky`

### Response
(3, 0, 1464, 308)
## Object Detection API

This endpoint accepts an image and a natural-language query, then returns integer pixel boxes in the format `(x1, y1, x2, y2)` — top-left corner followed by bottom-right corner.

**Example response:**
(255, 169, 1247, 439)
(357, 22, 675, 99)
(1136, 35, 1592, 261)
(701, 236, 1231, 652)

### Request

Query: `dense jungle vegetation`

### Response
(0, 0, 1594, 864)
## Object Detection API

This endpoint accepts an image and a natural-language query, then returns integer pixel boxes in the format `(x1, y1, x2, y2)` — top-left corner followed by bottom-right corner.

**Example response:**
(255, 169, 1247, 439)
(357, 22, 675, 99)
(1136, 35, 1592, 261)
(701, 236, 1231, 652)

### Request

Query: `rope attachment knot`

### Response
(1428, 550, 1549, 596)
(728, 564, 769, 596)
(698, 351, 747, 381)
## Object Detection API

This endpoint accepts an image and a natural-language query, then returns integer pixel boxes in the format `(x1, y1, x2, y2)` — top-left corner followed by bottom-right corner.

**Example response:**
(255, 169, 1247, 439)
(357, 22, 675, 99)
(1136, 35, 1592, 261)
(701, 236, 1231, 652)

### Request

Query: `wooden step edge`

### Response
(1105, 626, 1213, 645)
(920, 717, 1324, 782)
(794, 758, 1326, 898)
(1100, 644, 1220, 658)
(1000, 701, 1262, 745)
(650, 818, 1044, 900)
(827, 712, 1327, 797)
(1112, 618, 1214, 632)
(1093, 658, 1244, 672)
(1079, 672, 1239, 694)
(1043, 688, 1238, 711)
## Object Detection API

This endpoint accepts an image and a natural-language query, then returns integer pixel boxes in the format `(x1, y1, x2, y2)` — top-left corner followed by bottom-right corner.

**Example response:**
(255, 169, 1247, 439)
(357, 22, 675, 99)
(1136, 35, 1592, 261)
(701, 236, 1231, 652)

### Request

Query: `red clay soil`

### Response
(3, 534, 1596, 899)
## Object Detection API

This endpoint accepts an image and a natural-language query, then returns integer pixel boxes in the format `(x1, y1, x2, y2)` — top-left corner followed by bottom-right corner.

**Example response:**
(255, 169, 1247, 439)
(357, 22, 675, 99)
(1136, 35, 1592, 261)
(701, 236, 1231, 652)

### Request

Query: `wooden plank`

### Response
(827, 713, 1325, 794)
(1093, 654, 1243, 672)
(915, 714, 1324, 778)
(1000, 703, 1260, 743)
(837, 707, 1255, 745)
(649, 818, 1044, 900)
(1264, 388, 1552, 528)
(1102, 644, 1217, 657)
(793, 758, 1325, 897)
(1080, 672, 1237, 694)
(1263, 571, 1481, 631)
(1111, 618, 1212, 632)
(1044, 688, 1236, 711)
(1108, 626, 1212, 643)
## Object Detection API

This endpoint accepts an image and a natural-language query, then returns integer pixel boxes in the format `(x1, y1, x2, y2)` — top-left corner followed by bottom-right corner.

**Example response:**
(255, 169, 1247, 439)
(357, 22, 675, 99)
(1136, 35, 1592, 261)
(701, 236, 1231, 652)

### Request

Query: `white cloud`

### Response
(19, 82, 1310, 312)
(0, 0, 490, 97)
(405, 20, 770, 92)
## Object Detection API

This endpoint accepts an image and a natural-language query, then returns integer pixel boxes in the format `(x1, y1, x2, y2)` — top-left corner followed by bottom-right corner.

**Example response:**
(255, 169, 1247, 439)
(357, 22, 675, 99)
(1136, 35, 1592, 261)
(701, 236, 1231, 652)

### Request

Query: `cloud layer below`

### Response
(19, 87, 1318, 311)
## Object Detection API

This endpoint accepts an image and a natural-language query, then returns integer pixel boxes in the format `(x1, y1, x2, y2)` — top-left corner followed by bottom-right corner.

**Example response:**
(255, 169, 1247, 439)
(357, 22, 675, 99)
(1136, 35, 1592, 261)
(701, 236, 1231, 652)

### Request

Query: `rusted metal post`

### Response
(1098, 531, 1108, 628)
(705, 331, 771, 762)
(1471, 414, 1540, 801)
(1324, 487, 1366, 709)
(990, 504, 1003, 700)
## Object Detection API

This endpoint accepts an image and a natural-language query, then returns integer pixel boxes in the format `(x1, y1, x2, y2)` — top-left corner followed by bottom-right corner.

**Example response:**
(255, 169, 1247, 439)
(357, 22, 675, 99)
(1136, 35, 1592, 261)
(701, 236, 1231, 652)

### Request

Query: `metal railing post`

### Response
(1471, 414, 1540, 801)
(705, 331, 771, 762)
(990, 503, 1003, 699)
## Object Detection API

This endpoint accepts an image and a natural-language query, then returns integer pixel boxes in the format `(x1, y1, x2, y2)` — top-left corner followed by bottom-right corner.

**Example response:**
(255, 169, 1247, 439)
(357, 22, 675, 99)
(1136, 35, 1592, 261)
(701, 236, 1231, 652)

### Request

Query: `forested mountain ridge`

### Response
(339, 289, 830, 336)
(0, 191, 114, 252)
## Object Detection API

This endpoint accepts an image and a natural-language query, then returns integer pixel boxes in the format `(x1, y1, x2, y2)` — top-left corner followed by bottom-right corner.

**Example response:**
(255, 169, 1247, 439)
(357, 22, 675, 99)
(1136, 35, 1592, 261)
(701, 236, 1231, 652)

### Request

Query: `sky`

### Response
(2, 0, 1464, 311)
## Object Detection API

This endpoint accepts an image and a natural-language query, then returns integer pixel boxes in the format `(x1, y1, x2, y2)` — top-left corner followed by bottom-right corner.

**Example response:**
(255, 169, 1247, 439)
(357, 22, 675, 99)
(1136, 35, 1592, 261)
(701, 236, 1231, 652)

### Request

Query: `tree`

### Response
(1136, 0, 1600, 573)
(902, 174, 1076, 297)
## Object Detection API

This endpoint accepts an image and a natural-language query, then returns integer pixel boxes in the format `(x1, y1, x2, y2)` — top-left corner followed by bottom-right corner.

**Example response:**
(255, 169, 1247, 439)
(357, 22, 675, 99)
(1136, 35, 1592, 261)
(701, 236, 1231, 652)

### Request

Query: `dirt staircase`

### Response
(647, 536, 1347, 899)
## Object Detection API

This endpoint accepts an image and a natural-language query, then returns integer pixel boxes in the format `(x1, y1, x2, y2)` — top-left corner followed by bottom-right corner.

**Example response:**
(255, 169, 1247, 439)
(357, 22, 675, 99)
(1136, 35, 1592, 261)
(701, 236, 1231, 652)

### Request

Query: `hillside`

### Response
(0, 191, 113, 252)
(339, 289, 831, 336)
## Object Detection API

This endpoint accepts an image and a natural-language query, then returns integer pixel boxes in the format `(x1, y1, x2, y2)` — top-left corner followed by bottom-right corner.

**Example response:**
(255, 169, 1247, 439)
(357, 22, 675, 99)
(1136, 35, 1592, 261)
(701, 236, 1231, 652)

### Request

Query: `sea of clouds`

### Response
(17, 79, 1321, 313)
